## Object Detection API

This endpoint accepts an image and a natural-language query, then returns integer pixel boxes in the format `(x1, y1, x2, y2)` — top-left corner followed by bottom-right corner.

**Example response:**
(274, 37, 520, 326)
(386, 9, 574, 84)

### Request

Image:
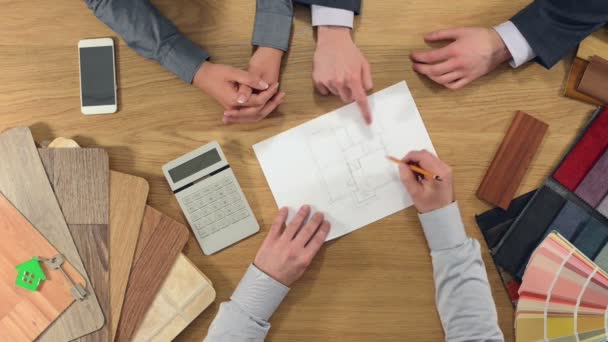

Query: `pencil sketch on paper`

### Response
(307, 125, 395, 207)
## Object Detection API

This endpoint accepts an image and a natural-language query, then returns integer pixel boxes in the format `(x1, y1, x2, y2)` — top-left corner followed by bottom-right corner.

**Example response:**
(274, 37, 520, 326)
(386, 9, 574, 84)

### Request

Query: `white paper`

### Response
(253, 81, 436, 240)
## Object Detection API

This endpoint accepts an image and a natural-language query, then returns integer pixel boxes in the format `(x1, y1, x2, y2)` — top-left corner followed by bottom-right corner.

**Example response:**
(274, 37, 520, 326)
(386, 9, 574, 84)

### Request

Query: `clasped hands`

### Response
(193, 26, 374, 125)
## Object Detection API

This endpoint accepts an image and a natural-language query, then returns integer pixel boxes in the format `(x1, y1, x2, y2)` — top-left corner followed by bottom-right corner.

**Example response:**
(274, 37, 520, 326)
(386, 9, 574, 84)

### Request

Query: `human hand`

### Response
(313, 26, 373, 124)
(398, 150, 455, 213)
(192, 62, 279, 120)
(411, 27, 512, 90)
(254, 205, 331, 286)
(225, 47, 286, 124)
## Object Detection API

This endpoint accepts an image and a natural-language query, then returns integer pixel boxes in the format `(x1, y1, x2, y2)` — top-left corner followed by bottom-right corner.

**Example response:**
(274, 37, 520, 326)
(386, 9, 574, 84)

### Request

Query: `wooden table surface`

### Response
(0, 0, 597, 341)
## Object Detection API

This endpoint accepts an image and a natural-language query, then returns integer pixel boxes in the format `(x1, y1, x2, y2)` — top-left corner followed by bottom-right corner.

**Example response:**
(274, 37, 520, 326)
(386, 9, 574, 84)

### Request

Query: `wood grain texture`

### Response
(576, 29, 608, 61)
(0, 193, 84, 341)
(133, 253, 215, 342)
(115, 206, 189, 342)
(565, 58, 605, 106)
(45, 137, 151, 340)
(577, 55, 608, 104)
(38, 148, 111, 342)
(477, 112, 548, 209)
(0, 127, 104, 341)
(109, 171, 150, 340)
(0, 0, 602, 340)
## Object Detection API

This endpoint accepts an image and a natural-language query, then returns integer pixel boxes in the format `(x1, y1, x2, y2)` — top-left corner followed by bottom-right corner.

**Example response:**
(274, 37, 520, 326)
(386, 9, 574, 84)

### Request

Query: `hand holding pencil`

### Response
(394, 150, 455, 213)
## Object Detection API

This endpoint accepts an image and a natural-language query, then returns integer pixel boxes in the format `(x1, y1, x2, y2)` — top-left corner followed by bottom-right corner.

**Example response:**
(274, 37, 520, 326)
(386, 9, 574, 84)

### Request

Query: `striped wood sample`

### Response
(133, 253, 216, 341)
(39, 148, 110, 342)
(115, 206, 189, 342)
(477, 111, 548, 209)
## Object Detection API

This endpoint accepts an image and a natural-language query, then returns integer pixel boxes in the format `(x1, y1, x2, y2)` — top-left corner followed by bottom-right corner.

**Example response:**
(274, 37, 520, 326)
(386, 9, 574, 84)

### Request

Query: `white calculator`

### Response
(162, 141, 259, 255)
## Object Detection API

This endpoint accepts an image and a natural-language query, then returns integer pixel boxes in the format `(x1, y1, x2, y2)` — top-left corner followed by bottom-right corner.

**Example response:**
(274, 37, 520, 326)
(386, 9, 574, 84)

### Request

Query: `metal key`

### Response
(36, 254, 87, 300)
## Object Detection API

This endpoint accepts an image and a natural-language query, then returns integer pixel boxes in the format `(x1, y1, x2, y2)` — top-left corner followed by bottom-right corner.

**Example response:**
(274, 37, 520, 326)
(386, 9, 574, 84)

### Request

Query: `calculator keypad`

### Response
(183, 176, 250, 238)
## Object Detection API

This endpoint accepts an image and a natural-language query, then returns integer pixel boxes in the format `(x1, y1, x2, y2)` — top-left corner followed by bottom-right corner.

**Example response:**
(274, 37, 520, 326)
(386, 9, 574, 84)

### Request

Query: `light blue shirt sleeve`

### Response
(418, 202, 505, 342)
(205, 264, 289, 342)
(494, 21, 537, 68)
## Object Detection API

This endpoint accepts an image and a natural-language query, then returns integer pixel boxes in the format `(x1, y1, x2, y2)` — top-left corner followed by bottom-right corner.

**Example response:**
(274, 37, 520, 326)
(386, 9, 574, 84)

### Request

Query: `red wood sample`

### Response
(477, 111, 549, 209)
(114, 206, 189, 342)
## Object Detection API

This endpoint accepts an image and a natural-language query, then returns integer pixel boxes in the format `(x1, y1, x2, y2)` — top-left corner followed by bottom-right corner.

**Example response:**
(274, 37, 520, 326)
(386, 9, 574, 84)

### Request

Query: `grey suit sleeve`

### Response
(418, 202, 504, 342)
(510, 0, 608, 68)
(83, 0, 209, 84)
(205, 265, 290, 341)
(252, 0, 294, 51)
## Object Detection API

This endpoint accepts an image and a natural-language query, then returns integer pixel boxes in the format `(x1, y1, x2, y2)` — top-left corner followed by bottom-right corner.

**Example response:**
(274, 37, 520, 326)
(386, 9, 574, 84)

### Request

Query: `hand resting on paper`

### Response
(398, 150, 455, 213)
(254, 205, 331, 286)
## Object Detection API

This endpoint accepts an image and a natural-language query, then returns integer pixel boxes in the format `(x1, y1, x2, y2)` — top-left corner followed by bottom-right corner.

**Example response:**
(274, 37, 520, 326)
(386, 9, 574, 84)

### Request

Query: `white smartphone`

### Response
(78, 38, 117, 115)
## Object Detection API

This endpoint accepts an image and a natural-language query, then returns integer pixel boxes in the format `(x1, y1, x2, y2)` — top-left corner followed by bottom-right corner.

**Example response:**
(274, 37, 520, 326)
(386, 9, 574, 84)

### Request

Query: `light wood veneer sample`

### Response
(0, 127, 103, 341)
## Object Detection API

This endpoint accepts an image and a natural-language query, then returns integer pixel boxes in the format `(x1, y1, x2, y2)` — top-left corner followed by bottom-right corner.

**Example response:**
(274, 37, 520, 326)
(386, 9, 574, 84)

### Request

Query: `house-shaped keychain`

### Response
(15, 257, 47, 291)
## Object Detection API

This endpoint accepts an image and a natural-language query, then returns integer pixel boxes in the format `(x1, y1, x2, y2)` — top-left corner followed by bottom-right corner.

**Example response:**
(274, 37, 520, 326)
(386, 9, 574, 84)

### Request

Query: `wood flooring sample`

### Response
(565, 58, 605, 106)
(0, 193, 84, 341)
(39, 148, 110, 342)
(0, 127, 104, 341)
(577, 29, 608, 61)
(477, 112, 548, 209)
(133, 253, 216, 341)
(115, 206, 189, 342)
(110, 171, 149, 339)
(578, 55, 608, 104)
(45, 137, 151, 340)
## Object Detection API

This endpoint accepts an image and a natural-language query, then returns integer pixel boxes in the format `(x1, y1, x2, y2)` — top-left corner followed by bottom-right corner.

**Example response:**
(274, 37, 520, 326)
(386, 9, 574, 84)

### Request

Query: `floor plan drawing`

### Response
(307, 125, 395, 207)
(254, 81, 436, 240)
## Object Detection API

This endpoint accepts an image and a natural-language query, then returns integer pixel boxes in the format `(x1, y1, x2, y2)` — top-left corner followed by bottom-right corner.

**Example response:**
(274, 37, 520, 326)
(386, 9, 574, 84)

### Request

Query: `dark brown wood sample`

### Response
(38, 148, 110, 342)
(578, 55, 608, 104)
(115, 206, 189, 342)
(477, 111, 548, 209)
(0, 127, 104, 341)
(565, 57, 605, 106)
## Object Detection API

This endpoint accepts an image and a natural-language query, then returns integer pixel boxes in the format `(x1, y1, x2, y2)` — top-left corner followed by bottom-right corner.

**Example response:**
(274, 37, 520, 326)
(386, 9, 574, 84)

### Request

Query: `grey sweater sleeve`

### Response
(83, 0, 209, 84)
(418, 202, 505, 342)
(205, 265, 290, 341)
(252, 0, 294, 51)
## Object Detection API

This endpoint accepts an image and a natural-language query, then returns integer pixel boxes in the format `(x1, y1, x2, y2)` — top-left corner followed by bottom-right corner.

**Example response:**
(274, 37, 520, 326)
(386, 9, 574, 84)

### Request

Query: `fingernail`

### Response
(237, 95, 246, 104)
(260, 81, 269, 89)
(224, 111, 236, 116)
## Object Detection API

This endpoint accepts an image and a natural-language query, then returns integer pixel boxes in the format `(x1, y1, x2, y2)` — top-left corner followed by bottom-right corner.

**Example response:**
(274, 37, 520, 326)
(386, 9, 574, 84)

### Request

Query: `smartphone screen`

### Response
(79, 46, 116, 107)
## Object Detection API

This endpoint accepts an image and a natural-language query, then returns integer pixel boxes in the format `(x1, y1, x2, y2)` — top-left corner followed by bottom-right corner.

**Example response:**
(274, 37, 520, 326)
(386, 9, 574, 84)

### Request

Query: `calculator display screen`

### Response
(169, 149, 221, 183)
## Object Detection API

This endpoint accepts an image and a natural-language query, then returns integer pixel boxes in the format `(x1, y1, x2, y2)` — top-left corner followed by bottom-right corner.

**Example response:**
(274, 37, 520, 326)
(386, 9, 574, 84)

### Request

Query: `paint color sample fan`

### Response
(515, 232, 608, 342)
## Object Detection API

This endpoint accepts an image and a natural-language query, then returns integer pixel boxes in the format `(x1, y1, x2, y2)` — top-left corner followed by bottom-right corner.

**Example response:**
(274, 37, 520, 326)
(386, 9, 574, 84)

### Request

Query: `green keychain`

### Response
(15, 257, 47, 291)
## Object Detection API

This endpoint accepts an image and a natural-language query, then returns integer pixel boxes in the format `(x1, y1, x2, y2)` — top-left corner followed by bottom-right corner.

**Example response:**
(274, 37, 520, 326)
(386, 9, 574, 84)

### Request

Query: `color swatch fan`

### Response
(515, 232, 608, 342)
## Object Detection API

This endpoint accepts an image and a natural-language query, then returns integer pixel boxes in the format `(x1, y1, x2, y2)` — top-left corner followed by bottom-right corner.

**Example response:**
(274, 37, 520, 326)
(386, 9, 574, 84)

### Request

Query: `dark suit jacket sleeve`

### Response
(294, 0, 361, 15)
(511, 0, 608, 69)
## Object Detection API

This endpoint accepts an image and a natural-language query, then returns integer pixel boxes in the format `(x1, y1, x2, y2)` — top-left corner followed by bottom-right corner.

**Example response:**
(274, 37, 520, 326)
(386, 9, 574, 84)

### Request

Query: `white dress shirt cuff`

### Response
(494, 21, 536, 68)
(231, 264, 290, 321)
(311, 5, 354, 28)
(418, 201, 467, 252)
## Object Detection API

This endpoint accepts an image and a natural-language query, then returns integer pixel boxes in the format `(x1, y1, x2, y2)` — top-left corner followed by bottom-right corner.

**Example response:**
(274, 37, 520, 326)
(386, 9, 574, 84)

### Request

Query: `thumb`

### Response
(230, 69, 268, 90)
(236, 84, 253, 105)
(425, 28, 465, 42)
(399, 163, 421, 196)
(229, 69, 269, 91)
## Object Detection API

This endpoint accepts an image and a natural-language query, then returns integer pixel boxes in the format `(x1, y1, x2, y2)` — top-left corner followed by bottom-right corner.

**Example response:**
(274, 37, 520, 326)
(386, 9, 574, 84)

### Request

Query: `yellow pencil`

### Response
(386, 156, 443, 181)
